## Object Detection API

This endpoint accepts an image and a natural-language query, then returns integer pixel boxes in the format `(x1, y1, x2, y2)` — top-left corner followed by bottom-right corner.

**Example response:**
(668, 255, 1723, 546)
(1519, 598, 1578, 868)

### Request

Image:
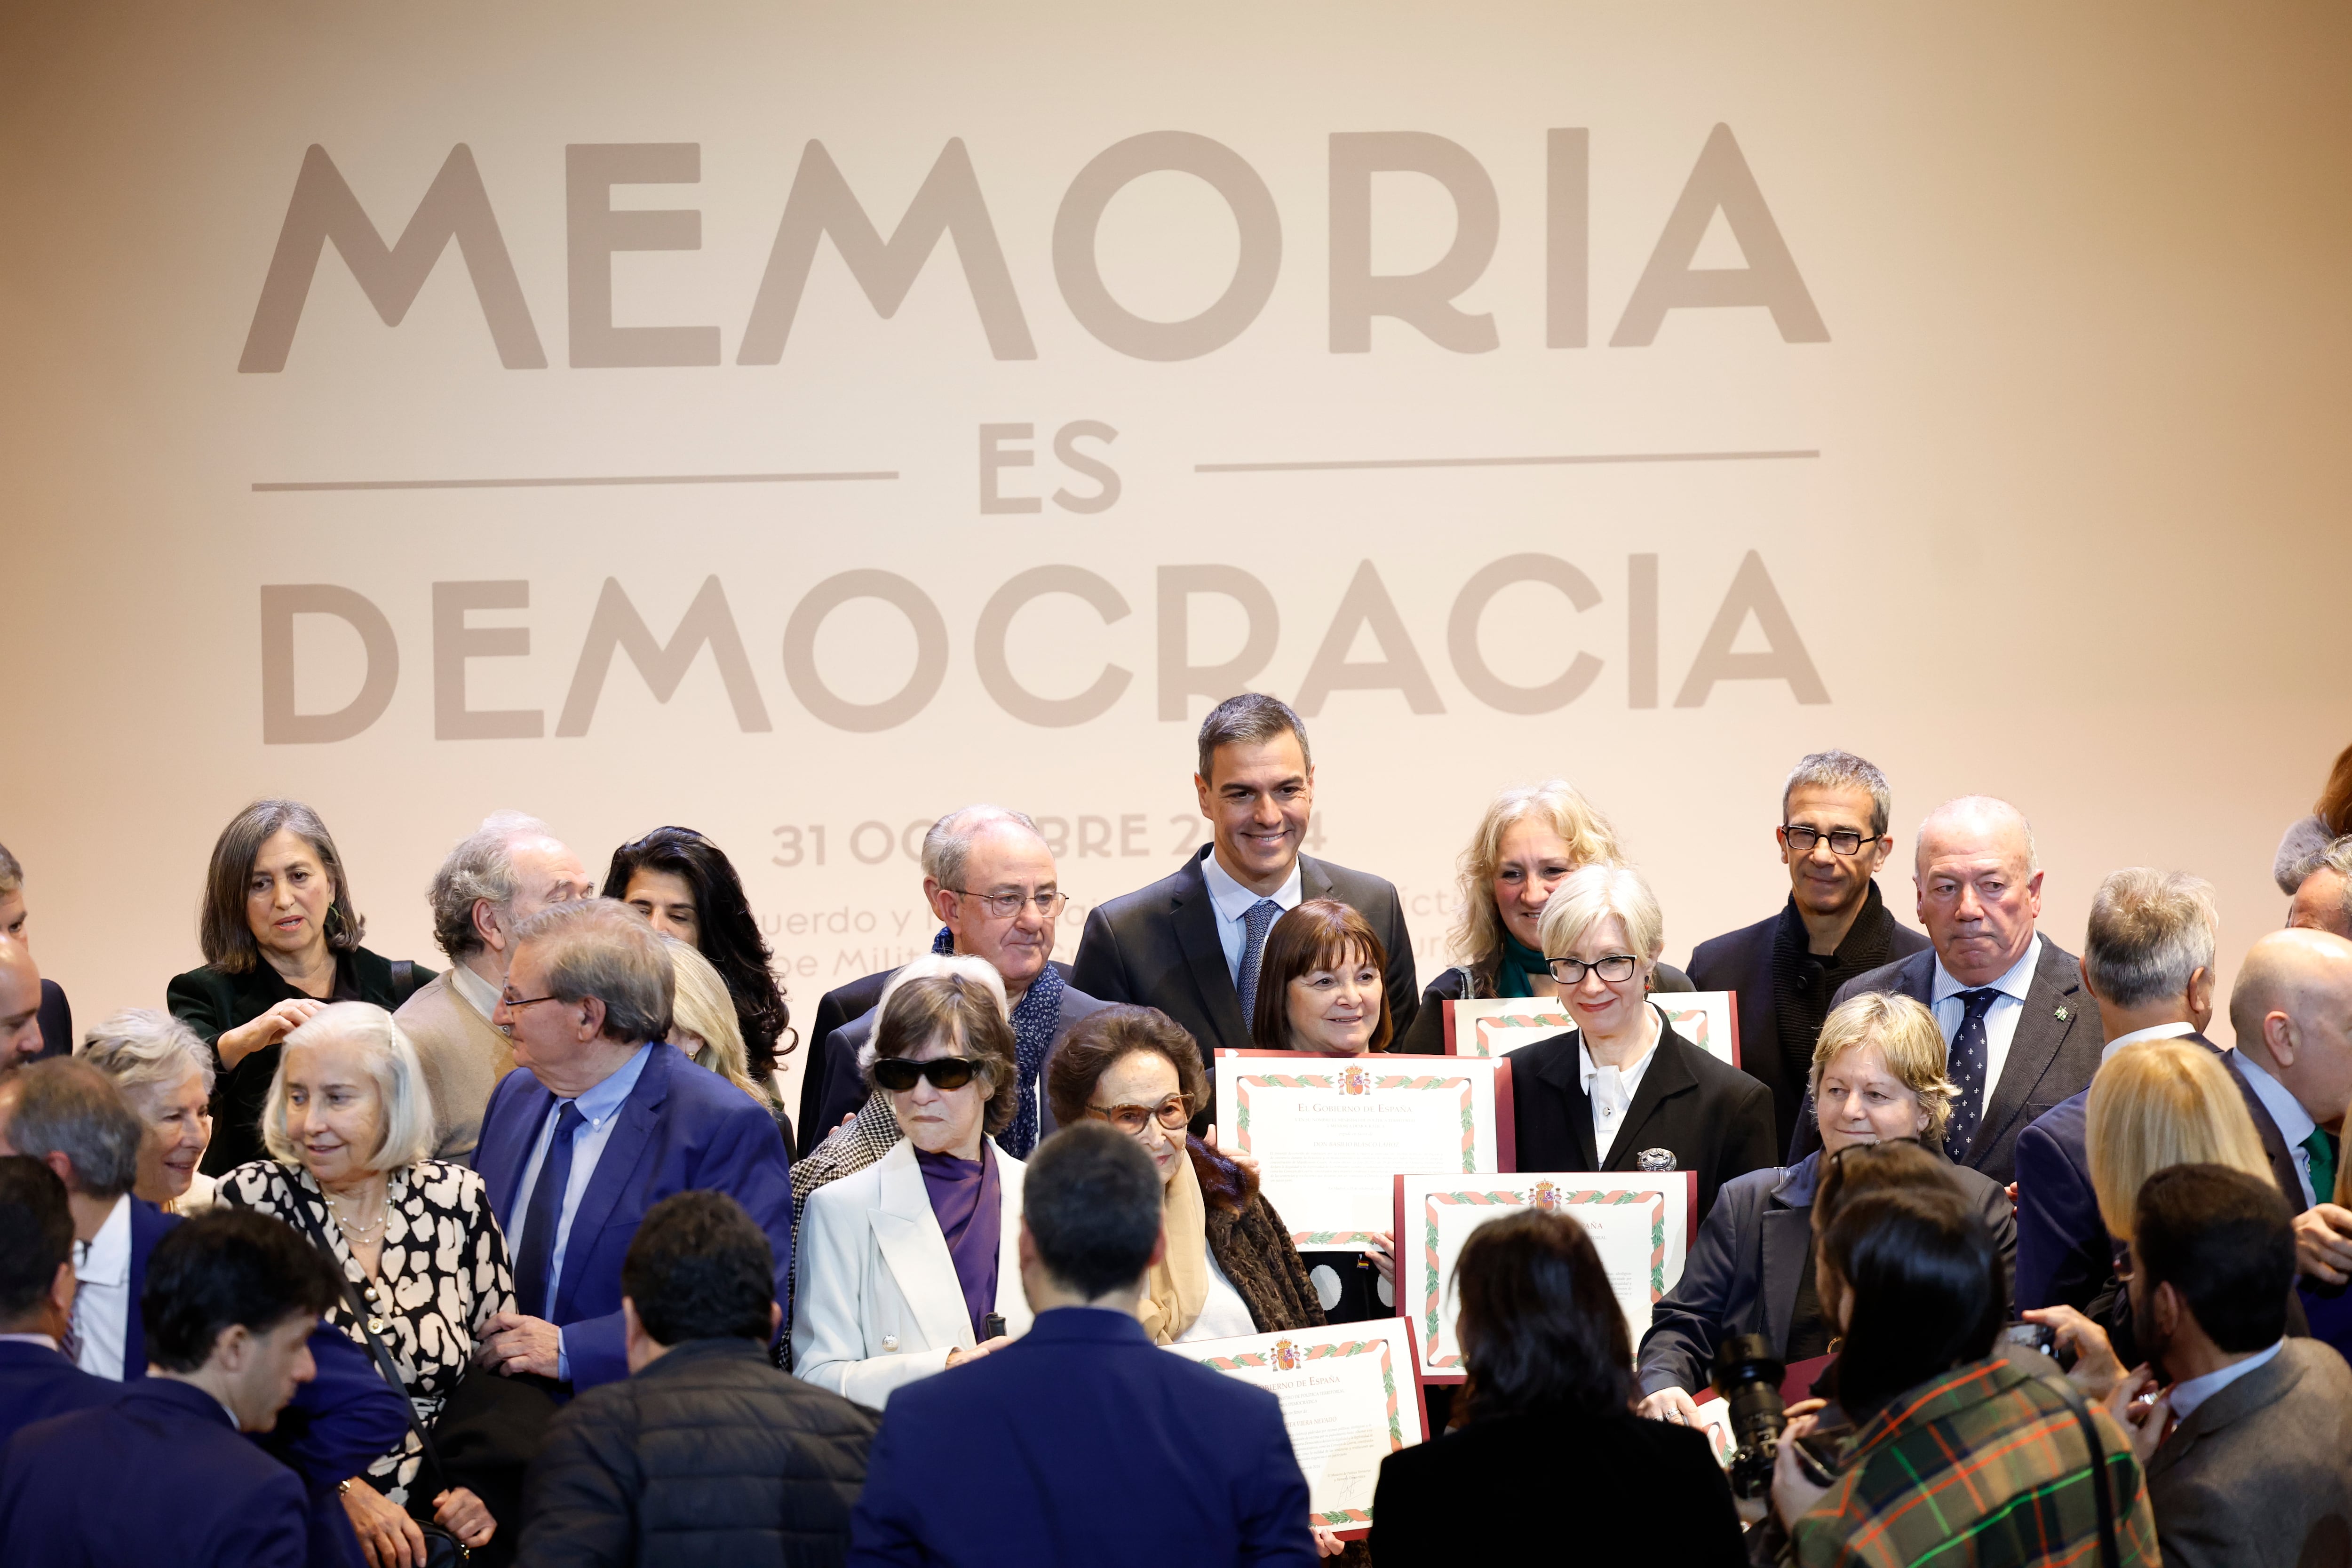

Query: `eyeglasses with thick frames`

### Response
(873, 1056, 985, 1092)
(1084, 1095, 1192, 1136)
(1546, 954, 1640, 985)
(947, 887, 1069, 919)
(1780, 825, 1878, 857)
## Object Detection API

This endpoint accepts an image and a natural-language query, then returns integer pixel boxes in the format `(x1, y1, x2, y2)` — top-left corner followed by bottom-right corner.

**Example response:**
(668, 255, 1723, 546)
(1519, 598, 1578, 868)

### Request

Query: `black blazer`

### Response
(167, 946, 430, 1175)
(1393, 960, 1692, 1058)
(1795, 938, 2104, 1189)
(1510, 1011, 1777, 1225)
(1069, 846, 1417, 1083)
(1685, 892, 1933, 1158)
(32, 978, 71, 1061)
(1369, 1406, 1744, 1566)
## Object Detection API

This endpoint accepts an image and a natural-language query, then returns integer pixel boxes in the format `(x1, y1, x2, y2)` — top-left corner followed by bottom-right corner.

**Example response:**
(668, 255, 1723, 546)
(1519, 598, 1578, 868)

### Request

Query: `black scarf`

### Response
(1771, 882, 1900, 1091)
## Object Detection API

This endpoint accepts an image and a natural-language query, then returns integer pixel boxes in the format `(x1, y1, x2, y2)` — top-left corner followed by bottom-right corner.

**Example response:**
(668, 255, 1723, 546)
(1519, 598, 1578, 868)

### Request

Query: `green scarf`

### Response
(1496, 931, 1550, 999)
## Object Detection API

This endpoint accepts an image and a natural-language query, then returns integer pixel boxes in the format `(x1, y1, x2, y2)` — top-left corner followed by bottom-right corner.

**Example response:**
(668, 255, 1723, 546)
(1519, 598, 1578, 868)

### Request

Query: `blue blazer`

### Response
(121, 1195, 174, 1379)
(849, 1306, 1317, 1568)
(472, 1042, 794, 1389)
(0, 1340, 118, 1454)
(0, 1377, 308, 1568)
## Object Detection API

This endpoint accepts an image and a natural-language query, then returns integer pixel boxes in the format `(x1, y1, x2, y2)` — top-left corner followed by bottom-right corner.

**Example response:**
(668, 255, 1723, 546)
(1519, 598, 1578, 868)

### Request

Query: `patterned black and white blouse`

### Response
(220, 1158, 515, 1504)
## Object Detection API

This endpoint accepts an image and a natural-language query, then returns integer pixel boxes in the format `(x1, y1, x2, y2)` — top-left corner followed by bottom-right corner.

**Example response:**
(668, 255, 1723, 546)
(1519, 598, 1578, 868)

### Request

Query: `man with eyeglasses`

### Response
(802, 807, 1108, 1156)
(1688, 751, 1932, 1156)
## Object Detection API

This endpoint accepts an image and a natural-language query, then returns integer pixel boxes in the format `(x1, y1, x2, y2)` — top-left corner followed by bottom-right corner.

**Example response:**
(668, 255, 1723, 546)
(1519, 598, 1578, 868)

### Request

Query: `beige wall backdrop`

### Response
(4, 1, 2347, 1112)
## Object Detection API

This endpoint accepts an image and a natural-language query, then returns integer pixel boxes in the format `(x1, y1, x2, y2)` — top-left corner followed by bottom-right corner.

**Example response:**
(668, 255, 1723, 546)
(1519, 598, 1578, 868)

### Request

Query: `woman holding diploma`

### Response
(792, 960, 1033, 1406)
(1396, 781, 1692, 1056)
(1250, 899, 1402, 1321)
(1047, 1006, 1327, 1342)
(1367, 1208, 1745, 1564)
(1510, 864, 1776, 1223)
(1632, 993, 2014, 1425)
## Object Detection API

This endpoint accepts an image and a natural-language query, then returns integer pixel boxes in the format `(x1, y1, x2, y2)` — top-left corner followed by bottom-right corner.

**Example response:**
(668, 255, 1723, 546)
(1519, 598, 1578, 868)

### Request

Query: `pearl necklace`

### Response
(324, 1187, 390, 1244)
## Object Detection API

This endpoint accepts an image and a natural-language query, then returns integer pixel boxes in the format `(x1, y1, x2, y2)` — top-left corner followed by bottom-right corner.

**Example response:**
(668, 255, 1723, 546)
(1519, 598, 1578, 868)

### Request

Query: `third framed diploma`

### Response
(1394, 1170, 1696, 1380)
(1216, 1051, 1514, 1250)
(1442, 993, 1741, 1069)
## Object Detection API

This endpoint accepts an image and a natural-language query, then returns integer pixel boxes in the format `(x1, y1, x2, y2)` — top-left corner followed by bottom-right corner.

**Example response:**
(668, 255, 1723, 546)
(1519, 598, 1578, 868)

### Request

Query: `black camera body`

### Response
(1710, 1334, 1788, 1501)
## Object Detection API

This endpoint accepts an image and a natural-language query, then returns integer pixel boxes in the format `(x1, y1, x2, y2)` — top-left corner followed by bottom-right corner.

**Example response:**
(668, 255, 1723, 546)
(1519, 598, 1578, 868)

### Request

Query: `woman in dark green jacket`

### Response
(167, 798, 429, 1174)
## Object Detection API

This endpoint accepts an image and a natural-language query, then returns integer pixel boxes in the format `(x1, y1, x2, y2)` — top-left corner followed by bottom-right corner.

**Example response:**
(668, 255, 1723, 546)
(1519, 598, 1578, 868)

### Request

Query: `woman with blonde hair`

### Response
(1633, 991, 2013, 1425)
(1398, 780, 1691, 1054)
(663, 937, 772, 1111)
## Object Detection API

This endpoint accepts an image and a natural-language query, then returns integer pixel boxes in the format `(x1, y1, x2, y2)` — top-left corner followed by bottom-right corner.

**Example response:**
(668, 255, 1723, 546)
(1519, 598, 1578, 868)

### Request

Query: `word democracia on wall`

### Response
(238, 124, 1826, 371)
(260, 551, 1827, 744)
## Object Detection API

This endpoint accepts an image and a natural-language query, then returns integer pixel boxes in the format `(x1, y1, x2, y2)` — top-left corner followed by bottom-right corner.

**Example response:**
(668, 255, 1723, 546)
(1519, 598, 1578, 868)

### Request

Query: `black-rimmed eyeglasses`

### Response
(1547, 955, 1639, 985)
(1780, 825, 1875, 857)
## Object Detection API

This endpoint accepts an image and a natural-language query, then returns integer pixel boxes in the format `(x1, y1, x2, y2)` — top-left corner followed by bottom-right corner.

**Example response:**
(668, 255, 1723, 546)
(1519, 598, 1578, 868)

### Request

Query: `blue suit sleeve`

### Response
(1237, 1401, 1319, 1567)
(846, 1410, 930, 1568)
(215, 1470, 311, 1568)
(260, 1326, 411, 1489)
(705, 1098, 796, 1361)
(2013, 1118, 2090, 1311)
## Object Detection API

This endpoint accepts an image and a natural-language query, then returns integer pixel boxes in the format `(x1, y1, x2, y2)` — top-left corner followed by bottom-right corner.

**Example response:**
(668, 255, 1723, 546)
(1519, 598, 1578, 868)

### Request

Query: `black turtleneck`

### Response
(1770, 881, 1901, 1096)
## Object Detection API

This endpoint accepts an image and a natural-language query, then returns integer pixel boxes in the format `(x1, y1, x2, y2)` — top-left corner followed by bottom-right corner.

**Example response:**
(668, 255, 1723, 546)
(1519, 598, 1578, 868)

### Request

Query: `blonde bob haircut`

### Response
(1538, 862, 1664, 966)
(262, 1002, 436, 1174)
(664, 938, 765, 1106)
(1810, 993, 1959, 1145)
(1448, 781, 1623, 971)
(2086, 1040, 2274, 1240)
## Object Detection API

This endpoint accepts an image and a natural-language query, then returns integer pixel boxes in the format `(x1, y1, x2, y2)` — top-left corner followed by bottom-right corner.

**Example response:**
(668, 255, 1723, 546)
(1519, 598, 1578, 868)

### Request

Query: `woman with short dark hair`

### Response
(168, 799, 432, 1175)
(1368, 1208, 1744, 1564)
(604, 827, 794, 1131)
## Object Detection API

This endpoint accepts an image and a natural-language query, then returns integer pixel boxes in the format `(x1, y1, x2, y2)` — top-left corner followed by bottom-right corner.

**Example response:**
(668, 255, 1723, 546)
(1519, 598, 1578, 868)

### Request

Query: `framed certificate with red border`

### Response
(1442, 993, 1741, 1070)
(1393, 1170, 1697, 1383)
(1172, 1315, 1429, 1540)
(1215, 1051, 1516, 1250)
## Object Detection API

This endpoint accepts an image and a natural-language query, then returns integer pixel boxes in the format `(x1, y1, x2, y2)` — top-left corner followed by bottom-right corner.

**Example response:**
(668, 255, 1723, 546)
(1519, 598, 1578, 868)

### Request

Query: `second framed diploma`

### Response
(1216, 1051, 1514, 1250)
(1175, 1316, 1428, 1538)
(1442, 993, 1741, 1069)
(1394, 1170, 1696, 1381)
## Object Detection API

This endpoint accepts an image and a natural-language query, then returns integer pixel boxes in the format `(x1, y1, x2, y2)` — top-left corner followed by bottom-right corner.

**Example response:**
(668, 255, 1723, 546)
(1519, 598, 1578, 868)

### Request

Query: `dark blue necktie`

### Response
(1237, 899, 1283, 1029)
(1944, 989, 2000, 1165)
(514, 1101, 584, 1319)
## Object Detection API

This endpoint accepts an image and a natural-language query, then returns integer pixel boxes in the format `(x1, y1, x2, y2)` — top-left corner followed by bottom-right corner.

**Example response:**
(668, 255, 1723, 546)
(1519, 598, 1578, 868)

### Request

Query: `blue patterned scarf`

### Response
(930, 925, 1063, 1158)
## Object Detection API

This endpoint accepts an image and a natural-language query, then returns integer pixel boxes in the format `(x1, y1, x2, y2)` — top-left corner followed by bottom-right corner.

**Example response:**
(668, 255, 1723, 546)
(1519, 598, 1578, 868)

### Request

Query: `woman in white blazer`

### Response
(792, 957, 1034, 1406)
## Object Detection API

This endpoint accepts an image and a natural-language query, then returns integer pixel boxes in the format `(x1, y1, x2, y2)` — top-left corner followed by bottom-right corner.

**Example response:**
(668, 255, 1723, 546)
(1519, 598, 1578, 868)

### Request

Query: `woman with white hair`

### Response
(78, 1009, 219, 1213)
(218, 1001, 511, 1565)
(1510, 863, 1776, 1225)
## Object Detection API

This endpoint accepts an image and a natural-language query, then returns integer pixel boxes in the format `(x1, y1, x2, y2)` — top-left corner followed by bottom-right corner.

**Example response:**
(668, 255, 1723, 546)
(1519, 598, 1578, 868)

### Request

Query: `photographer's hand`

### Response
(2104, 1365, 2170, 1465)
(1637, 1386, 1705, 1426)
(2022, 1305, 2124, 1399)
(1770, 1412, 1831, 1528)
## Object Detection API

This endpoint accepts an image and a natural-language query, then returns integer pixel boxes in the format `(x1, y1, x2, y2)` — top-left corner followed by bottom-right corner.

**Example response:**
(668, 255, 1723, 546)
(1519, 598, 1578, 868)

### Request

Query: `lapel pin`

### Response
(2054, 1006, 2070, 1022)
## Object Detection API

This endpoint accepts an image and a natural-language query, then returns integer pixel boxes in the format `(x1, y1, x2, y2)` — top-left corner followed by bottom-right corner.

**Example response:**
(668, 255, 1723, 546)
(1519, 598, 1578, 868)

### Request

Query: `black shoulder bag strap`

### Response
(283, 1189, 455, 1498)
(2047, 1376, 2121, 1568)
(390, 959, 420, 1008)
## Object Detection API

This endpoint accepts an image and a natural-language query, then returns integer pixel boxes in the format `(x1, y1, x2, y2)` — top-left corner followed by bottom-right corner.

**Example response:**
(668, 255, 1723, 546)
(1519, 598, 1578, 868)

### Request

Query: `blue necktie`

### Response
(1236, 899, 1284, 1033)
(1944, 989, 2000, 1165)
(514, 1101, 584, 1319)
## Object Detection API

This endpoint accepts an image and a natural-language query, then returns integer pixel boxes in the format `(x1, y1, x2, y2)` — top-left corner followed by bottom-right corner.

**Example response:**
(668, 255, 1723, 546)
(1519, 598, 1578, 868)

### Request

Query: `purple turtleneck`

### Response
(914, 1142, 1002, 1339)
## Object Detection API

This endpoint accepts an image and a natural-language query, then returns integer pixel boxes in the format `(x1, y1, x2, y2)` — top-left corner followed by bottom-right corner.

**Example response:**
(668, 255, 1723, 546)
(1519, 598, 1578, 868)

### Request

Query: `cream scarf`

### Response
(1136, 1146, 1209, 1345)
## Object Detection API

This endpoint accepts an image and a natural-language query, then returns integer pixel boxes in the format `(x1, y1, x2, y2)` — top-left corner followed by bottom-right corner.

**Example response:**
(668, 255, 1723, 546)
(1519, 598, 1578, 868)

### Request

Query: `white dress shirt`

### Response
(506, 1043, 654, 1378)
(2167, 1337, 2284, 1423)
(73, 1194, 132, 1379)
(1929, 934, 2044, 1120)
(1200, 852, 1304, 984)
(1580, 1013, 1661, 1164)
(2100, 1019, 2197, 1064)
(2235, 1050, 2319, 1208)
(1176, 1242, 1260, 1344)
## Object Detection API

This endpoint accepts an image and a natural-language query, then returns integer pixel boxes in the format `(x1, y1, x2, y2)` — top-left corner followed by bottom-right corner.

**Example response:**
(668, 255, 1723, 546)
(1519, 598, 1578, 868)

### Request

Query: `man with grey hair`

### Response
(1797, 795, 2102, 1187)
(1072, 692, 1415, 1095)
(803, 805, 1108, 1154)
(471, 898, 792, 1391)
(396, 812, 593, 1157)
(2010, 869, 2239, 1310)
(1687, 749, 1932, 1154)
(0, 1058, 164, 1379)
(2288, 836, 2352, 941)
(0, 840, 72, 1063)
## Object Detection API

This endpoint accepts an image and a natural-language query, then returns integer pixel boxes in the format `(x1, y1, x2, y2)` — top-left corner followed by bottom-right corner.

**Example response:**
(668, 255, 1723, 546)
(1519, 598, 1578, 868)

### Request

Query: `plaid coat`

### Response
(1790, 1356, 2159, 1568)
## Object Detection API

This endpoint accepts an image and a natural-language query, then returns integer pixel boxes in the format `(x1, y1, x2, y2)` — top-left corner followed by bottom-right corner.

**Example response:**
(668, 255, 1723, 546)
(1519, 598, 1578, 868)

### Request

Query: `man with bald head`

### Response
(396, 811, 595, 1157)
(2288, 837, 2352, 941)
(2227, 928, 2352, 1293)
(1803, 795, 2103, 1186)
(0, 942, 43, 1074)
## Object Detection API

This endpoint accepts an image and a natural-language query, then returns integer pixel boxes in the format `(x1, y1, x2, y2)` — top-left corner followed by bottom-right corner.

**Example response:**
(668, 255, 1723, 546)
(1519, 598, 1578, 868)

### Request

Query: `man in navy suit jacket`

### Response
(0, 1156, 119, 1449)
(471, 899, 793, 1390)
(2011, 870, 2224, 1311)
(850, 1123, 1316, 1567)
(0, 1209, 343, 1568)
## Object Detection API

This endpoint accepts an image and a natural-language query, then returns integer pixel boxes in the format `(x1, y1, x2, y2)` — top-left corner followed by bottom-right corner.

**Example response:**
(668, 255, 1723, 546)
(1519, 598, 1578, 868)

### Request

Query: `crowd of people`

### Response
(3, 692, 2352, 1567)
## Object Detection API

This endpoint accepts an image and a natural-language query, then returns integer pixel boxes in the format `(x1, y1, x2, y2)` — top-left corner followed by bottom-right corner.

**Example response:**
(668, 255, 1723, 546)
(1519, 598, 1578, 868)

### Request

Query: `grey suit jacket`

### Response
(2145, 1337, 2352, 1568)
(1793, 937, 2103, 1187)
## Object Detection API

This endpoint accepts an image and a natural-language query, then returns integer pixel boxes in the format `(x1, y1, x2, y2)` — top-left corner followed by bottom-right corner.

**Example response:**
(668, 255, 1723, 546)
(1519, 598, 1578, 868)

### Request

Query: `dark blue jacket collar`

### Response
(1022, 1305, 1153, 1347)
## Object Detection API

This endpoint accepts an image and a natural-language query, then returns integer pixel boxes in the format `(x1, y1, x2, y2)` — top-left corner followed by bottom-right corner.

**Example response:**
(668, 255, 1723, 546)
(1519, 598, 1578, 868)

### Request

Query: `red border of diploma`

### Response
(1215, 1049, 1517, 1183)
(1441, 994, 1743, 1071)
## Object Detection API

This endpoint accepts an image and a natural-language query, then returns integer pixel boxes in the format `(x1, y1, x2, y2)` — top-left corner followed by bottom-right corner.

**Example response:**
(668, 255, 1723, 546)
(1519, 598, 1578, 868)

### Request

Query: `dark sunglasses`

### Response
(873, 1056, 985, 1092)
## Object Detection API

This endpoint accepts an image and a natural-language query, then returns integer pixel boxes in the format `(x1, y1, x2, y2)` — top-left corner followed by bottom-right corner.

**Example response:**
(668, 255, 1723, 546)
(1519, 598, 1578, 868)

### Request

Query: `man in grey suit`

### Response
(1070, 694, 1415, 1108)
(1797, 795, 2101, 1186)
(2103, 1162, 2352, 1568)
(806, 806, 1105, 1157)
